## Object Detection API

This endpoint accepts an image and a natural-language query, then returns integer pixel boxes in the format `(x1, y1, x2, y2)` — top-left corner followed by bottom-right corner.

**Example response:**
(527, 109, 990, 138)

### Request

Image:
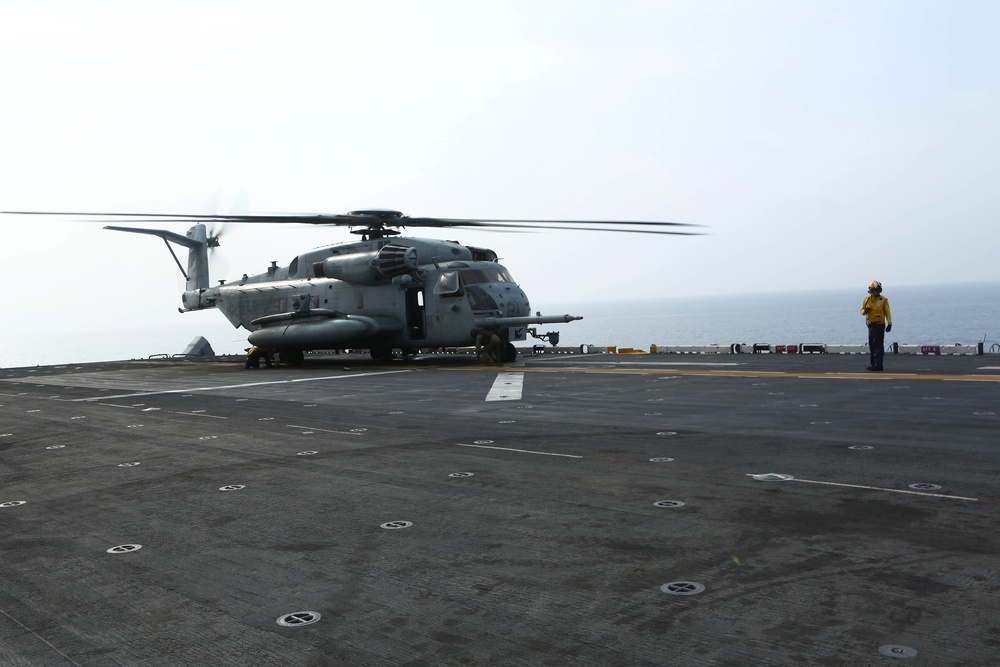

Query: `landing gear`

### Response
(502, 342, 517, 363)
(279, 349, 304, 367)
(370, 346, 393, 361)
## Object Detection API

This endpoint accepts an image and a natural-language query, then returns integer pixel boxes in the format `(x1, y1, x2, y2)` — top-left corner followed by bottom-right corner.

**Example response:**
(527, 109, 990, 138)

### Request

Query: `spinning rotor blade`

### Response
(405, 216, 699, 229)
(408, 219, 704, 236)
(0, 211, 354, 225)
(1, 210, 705, 235)
(205, 221, 229, 248)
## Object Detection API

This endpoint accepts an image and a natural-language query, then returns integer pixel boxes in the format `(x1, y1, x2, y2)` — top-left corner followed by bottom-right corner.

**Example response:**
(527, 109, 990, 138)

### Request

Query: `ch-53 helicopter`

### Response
(5, 208, 699, 364)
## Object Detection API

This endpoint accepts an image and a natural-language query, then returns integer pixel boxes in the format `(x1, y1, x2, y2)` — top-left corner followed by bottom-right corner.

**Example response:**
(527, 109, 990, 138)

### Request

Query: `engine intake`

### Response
(374, 244, 419, 277)
(313, 244, 418, 285)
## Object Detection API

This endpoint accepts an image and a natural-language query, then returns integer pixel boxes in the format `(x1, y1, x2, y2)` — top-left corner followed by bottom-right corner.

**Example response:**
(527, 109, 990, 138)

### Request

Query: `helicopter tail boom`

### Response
(105, 224, 211, 292)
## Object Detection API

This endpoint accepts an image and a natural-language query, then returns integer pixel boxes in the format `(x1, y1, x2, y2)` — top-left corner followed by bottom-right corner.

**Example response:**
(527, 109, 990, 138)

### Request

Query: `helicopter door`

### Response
(405, 288, 426, 340)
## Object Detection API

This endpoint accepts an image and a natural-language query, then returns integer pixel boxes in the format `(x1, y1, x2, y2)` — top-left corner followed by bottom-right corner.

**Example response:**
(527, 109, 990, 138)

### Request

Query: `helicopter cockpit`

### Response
(433, 263, 528, 316)
(460, 266, 513, 285)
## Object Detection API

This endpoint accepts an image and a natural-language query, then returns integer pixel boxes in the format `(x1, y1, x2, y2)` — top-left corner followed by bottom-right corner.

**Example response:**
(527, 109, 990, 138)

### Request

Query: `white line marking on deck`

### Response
(485, 372, 524, 402)
(784, 476, 977, 501)
(72, 370, 412, 402)
(0, 608, 83, 667)
(456, 443, 582, 458)
(287, 425, 364, 436)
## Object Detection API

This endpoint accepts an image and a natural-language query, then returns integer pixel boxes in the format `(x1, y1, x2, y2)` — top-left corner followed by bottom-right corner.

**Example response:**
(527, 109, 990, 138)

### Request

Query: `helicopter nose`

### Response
(507, 289, 530, 317)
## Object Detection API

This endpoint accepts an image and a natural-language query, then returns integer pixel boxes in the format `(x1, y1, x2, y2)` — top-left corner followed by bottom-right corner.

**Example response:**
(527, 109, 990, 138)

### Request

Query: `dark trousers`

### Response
(868, 323, 885, 369)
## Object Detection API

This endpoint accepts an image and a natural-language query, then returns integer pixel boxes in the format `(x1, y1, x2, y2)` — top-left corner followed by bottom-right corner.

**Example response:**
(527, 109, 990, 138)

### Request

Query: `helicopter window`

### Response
(355, 291, 364, 309)
(434, 271, 462, 297)
(461, 269, 488, 285)
(461, 268, 512, 285)
(466, 286, 498, 311)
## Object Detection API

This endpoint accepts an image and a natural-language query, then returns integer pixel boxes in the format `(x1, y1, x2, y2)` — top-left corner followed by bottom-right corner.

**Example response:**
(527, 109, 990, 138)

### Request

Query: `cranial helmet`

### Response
(868, 280, 882, 293)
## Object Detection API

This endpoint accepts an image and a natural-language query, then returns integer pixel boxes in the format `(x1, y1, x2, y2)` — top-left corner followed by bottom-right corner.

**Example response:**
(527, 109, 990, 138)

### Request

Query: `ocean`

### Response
(2, 281, 997, 368)
(548, 281, 1000, 351)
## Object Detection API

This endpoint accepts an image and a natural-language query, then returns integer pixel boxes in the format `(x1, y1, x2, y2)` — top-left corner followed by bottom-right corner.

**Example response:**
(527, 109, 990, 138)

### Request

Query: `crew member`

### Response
(245, 346, 273, 369)
(474, 330, 504, 366)
(860, 280, 892, 371)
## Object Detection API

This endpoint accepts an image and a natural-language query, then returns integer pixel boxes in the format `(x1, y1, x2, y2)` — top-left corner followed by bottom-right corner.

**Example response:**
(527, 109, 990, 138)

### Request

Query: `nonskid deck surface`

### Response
(2, 353, 999, 666)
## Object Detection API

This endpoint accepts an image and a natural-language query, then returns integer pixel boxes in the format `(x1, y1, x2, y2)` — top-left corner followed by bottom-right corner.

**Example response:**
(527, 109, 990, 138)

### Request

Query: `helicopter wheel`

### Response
(401, 347, 418, 357)
(502, 342, 517, 363)
(370, 346, 393, 361)
(279, 349, 304, 367)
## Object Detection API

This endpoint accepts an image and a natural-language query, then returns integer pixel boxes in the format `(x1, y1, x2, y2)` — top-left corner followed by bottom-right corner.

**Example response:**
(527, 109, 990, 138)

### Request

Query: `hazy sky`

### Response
(2, 0, 998, 338)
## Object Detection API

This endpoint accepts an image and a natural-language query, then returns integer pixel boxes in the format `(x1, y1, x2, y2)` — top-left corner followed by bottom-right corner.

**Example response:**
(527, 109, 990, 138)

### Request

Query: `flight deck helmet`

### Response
(868, 280, 882, 294)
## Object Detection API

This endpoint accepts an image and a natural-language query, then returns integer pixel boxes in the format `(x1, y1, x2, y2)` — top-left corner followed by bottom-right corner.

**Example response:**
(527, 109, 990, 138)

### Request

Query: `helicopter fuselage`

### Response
(182, 234, 560, 355)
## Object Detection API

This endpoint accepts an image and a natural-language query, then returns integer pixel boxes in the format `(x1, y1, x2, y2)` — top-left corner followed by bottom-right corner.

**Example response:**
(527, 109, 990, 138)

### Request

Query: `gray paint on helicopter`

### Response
(11, 208, 694, 361)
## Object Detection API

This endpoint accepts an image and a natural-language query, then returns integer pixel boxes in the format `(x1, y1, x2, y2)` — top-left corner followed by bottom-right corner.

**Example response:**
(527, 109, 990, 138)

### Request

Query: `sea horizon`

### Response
(2, 280, 997, 368)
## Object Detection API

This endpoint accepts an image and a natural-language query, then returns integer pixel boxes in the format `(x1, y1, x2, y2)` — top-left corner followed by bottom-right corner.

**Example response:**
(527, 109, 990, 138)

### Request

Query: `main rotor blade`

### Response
(0, 211, 358, 224)
(405, 217, 702, 229)
(1, 210, 706, 234)
(471, 223, 704, 236)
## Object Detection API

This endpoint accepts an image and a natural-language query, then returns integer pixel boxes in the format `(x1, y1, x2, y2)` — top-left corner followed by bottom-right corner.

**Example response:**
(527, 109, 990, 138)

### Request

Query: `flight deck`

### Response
(2, 352, 999, 666)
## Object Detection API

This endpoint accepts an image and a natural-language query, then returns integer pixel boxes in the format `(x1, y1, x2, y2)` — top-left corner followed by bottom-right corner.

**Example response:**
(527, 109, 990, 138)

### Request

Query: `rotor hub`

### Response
(347, 209, 405, 238)
(347, 209, 404, 219)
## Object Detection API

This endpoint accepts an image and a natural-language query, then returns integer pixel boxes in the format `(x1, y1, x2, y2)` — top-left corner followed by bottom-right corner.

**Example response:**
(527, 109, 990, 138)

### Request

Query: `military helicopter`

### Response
(4, 208, 699, 364)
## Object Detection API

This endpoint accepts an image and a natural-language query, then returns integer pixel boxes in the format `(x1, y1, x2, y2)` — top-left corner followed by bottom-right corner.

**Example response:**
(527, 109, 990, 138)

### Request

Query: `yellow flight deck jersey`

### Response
(861, 295, 892, 326)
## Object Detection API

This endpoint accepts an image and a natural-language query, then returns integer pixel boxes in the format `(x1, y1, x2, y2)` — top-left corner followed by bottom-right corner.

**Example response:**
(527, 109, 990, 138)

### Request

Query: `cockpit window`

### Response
(434, 271, 462, 297)
(461, 268, 512, 285)
(466, 285, 498, 311)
